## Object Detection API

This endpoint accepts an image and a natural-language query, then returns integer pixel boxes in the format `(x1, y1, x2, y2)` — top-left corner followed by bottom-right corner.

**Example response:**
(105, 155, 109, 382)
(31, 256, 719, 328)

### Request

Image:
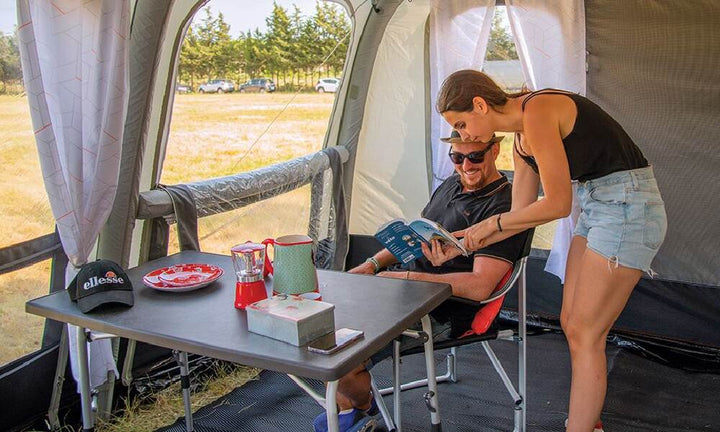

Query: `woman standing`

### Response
(428, 70, 667, 432)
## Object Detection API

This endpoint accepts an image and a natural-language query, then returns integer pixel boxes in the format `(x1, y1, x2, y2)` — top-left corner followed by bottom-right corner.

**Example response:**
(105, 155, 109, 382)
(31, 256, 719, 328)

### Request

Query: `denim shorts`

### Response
(574, 166, 667, 274)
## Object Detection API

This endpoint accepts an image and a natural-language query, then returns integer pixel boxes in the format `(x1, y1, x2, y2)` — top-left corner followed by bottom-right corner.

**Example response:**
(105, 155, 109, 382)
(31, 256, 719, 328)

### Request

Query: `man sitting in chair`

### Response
(313, 130, 529, 432)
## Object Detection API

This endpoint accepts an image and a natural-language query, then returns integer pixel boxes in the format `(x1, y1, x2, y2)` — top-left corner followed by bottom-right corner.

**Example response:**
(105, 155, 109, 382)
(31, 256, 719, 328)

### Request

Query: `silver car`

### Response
(198, 79, 235, 93)
(315, 78, 341, 93)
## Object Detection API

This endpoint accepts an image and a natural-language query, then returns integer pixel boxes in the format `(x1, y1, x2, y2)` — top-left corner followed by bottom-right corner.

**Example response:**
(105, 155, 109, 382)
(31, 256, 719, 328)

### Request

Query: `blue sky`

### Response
(0, 0, 336, 36)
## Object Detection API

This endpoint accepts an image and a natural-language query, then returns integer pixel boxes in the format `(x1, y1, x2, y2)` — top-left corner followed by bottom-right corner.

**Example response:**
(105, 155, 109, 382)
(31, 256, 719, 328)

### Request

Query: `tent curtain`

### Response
(429, 0, 495, 191)
(17, 0, 131, 390)
(506, 0, 586, 282)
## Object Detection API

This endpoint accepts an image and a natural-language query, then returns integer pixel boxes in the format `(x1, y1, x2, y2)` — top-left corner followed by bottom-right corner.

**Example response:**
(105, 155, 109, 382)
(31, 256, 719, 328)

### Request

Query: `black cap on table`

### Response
(67, 259, 134, 313)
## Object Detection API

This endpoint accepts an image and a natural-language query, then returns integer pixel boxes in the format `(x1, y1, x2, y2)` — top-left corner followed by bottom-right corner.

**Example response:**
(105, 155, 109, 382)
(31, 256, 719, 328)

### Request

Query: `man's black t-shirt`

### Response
(403, 173, 528, 337)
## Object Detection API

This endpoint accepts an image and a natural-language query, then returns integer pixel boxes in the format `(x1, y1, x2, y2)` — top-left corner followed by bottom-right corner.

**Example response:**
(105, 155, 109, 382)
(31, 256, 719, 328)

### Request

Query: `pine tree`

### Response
(265, 2, 292, 88)
(487, 12, 518, 61)
(0, 33, 22, 93)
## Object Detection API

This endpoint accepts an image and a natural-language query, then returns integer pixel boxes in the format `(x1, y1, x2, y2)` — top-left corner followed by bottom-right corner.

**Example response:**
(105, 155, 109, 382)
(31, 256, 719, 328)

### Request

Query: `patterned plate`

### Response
(143, 263, 224, 292)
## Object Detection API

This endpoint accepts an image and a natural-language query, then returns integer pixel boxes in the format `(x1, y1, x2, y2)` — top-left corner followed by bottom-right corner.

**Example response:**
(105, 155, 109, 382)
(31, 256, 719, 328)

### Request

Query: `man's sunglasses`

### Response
(448, 142, 496, 165)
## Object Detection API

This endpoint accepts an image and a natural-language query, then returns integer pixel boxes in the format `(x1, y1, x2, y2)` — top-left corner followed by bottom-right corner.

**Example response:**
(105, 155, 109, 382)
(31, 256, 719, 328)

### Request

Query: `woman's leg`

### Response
(562, 237, 601, 429)
(561, 236, 587, 327)
(563, 245, 641, 432)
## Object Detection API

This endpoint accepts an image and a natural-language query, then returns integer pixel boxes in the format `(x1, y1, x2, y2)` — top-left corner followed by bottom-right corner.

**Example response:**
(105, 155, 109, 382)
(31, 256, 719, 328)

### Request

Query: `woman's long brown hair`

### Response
(436, 69, 529, 113)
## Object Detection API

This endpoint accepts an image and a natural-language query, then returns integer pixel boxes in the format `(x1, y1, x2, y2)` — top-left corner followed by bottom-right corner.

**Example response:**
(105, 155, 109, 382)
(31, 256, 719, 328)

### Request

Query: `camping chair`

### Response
(369, 229, 534, 432)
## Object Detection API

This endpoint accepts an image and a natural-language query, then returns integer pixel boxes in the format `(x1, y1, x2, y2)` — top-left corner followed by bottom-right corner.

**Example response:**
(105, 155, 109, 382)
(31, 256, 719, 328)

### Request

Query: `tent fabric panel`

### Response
(505, 254, 720, 348)
(585, 0, 720, 286)
(428, 0, 496, 191)
(349, 0, 431, 235)
(0, 346, 67, 432)
(98, 0, 174, 267)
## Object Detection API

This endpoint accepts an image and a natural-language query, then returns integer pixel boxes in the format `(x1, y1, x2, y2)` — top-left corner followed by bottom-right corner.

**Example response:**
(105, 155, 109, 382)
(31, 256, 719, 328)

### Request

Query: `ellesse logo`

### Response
(83, 270, 125, 290)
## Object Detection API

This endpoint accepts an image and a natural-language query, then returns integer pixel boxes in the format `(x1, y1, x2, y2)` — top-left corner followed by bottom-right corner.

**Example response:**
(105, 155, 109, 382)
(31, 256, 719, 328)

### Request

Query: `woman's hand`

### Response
(421, 239, 463, 266)
(461, 217, 496, 252)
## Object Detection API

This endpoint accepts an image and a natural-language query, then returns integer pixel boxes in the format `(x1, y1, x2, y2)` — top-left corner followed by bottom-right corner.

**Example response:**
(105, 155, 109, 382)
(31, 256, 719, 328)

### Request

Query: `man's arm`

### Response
(348, 248, 398, 275)
(379, 255, 512, 302)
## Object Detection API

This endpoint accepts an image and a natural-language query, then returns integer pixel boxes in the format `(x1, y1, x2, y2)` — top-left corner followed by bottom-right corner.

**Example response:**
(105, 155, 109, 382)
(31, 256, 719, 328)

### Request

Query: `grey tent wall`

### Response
(505, 0, 720, 349)
(585, 0, 720, 286)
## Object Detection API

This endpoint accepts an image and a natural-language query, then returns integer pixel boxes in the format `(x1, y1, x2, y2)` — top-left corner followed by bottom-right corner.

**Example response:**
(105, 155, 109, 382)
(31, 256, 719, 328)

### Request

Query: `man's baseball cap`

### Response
(440, 130, 504, 144)
(67, 260, 134, 313)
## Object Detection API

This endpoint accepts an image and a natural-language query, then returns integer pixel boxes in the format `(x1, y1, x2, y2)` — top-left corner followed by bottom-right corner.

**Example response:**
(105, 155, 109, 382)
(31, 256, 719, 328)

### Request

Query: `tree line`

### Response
(179, 3, 350, 91)
(0, 33, 22, 94)
(0, 4, 518, 95)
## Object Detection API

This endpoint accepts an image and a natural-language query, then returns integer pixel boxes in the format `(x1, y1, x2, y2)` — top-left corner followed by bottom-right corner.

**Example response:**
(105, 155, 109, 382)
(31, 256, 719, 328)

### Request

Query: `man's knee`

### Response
(339, 363, 369, 383)
(337, 363, 372, 407)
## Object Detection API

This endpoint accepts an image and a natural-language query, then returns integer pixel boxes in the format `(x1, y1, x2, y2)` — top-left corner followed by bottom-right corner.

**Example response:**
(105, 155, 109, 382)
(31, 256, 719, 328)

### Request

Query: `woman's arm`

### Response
(462, 144, 542, 248)
(510, 138, 542, 211)
(462, 98, 573, 251)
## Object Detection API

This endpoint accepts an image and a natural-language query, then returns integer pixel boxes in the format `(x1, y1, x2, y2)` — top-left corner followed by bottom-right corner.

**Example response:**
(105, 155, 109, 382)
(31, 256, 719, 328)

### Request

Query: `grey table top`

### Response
(26, 251, 451, 381)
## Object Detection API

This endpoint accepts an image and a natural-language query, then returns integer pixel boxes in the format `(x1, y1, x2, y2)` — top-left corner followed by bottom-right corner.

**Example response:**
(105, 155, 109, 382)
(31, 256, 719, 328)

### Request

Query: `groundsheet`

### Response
(157, 332, 720, 431)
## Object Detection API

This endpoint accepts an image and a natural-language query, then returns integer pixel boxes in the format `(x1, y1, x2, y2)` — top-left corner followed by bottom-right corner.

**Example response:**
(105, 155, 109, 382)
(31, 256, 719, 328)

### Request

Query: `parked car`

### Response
(239, 78, 276, 93)
(315, 78, 341, 93)
(175, 82, 192, 93)
(198, 79, 235, 93)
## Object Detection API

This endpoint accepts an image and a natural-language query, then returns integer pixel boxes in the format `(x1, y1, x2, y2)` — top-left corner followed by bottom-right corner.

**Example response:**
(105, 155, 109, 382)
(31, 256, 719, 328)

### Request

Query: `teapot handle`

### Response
(261, 238, 275, 277)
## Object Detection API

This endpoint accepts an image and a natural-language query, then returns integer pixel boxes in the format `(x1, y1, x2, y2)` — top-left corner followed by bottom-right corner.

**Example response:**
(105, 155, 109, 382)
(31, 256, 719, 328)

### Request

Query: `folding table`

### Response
(26, 250, 451, 432)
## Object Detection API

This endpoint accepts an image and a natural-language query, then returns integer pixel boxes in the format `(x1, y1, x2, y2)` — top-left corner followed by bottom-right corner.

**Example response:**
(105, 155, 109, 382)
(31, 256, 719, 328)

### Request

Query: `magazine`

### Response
(374, 217, 469, 265)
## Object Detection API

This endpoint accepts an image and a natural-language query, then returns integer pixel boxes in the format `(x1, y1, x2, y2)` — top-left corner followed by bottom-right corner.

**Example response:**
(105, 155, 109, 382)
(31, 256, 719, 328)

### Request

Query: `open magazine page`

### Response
(375, 219, 425, 264)
(408, 218, 468, 256)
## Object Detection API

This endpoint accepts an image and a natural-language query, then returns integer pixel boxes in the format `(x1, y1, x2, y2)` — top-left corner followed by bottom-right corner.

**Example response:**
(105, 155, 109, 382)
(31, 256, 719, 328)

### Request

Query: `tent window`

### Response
(481, 6, 523, 174)
(0, 261, 52, 365)
(162, 1, 351, 252)
(0, 16, 55, 365)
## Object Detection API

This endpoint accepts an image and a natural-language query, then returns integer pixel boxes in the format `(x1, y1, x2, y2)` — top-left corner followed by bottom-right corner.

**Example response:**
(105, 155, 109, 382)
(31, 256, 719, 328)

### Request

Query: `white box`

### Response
(246, 294, 335, 346)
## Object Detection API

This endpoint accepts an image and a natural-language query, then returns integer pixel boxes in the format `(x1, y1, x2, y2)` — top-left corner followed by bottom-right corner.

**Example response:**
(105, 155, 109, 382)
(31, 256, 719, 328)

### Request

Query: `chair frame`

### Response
(371, 253, 530, 432)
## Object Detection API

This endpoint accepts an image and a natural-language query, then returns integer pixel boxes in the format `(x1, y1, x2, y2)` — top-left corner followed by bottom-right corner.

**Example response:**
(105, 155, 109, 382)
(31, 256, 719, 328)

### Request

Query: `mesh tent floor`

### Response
(157, 332, 720, 432)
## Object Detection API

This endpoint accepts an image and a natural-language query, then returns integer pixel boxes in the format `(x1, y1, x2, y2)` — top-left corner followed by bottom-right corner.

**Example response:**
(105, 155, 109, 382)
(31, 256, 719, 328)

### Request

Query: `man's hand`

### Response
(348, 261, 376, 275)
(421, 239, 463, 266)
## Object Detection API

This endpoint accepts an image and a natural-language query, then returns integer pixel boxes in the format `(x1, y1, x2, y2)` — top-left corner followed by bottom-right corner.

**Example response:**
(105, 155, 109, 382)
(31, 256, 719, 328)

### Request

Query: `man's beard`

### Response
(460, 176, 483, 191)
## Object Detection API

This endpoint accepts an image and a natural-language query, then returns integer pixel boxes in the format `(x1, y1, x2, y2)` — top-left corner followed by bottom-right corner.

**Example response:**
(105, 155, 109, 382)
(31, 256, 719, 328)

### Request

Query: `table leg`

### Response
(75, 326, 94, 431)
(393, 338, 402, 432)
(325, 380, 339, 432)
(421, 314, 442, 431)
(174, 350, 194, 432)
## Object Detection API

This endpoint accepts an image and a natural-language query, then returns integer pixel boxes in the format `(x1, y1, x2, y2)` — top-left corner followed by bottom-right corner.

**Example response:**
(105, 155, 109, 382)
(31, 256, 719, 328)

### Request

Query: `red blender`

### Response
(231, 242, 268, 310)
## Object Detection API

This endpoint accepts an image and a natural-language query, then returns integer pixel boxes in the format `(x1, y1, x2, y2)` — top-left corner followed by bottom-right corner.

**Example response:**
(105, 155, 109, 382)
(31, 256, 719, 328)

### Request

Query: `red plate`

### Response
(143, 263, 223, 292)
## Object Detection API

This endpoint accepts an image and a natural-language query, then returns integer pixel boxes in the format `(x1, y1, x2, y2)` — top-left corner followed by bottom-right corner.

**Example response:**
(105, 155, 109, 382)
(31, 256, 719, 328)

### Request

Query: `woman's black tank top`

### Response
(514, 90, 648, 182)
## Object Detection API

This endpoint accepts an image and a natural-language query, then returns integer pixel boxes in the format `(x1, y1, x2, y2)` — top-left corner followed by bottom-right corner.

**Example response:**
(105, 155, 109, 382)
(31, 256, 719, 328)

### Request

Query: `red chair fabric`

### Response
(461, 266, 514, 337)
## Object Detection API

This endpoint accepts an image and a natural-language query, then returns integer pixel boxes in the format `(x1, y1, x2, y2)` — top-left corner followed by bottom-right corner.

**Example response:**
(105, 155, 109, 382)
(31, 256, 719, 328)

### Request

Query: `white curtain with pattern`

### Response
(429, 0, 496, 190)
(506, 0, 586, 282)
(17, 0, 130, 390)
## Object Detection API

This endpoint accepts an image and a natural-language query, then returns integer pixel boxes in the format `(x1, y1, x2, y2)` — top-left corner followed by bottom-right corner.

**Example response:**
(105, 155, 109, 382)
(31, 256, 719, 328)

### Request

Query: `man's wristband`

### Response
(366, 257, 381, 274)
(496, 213, 503, 232)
